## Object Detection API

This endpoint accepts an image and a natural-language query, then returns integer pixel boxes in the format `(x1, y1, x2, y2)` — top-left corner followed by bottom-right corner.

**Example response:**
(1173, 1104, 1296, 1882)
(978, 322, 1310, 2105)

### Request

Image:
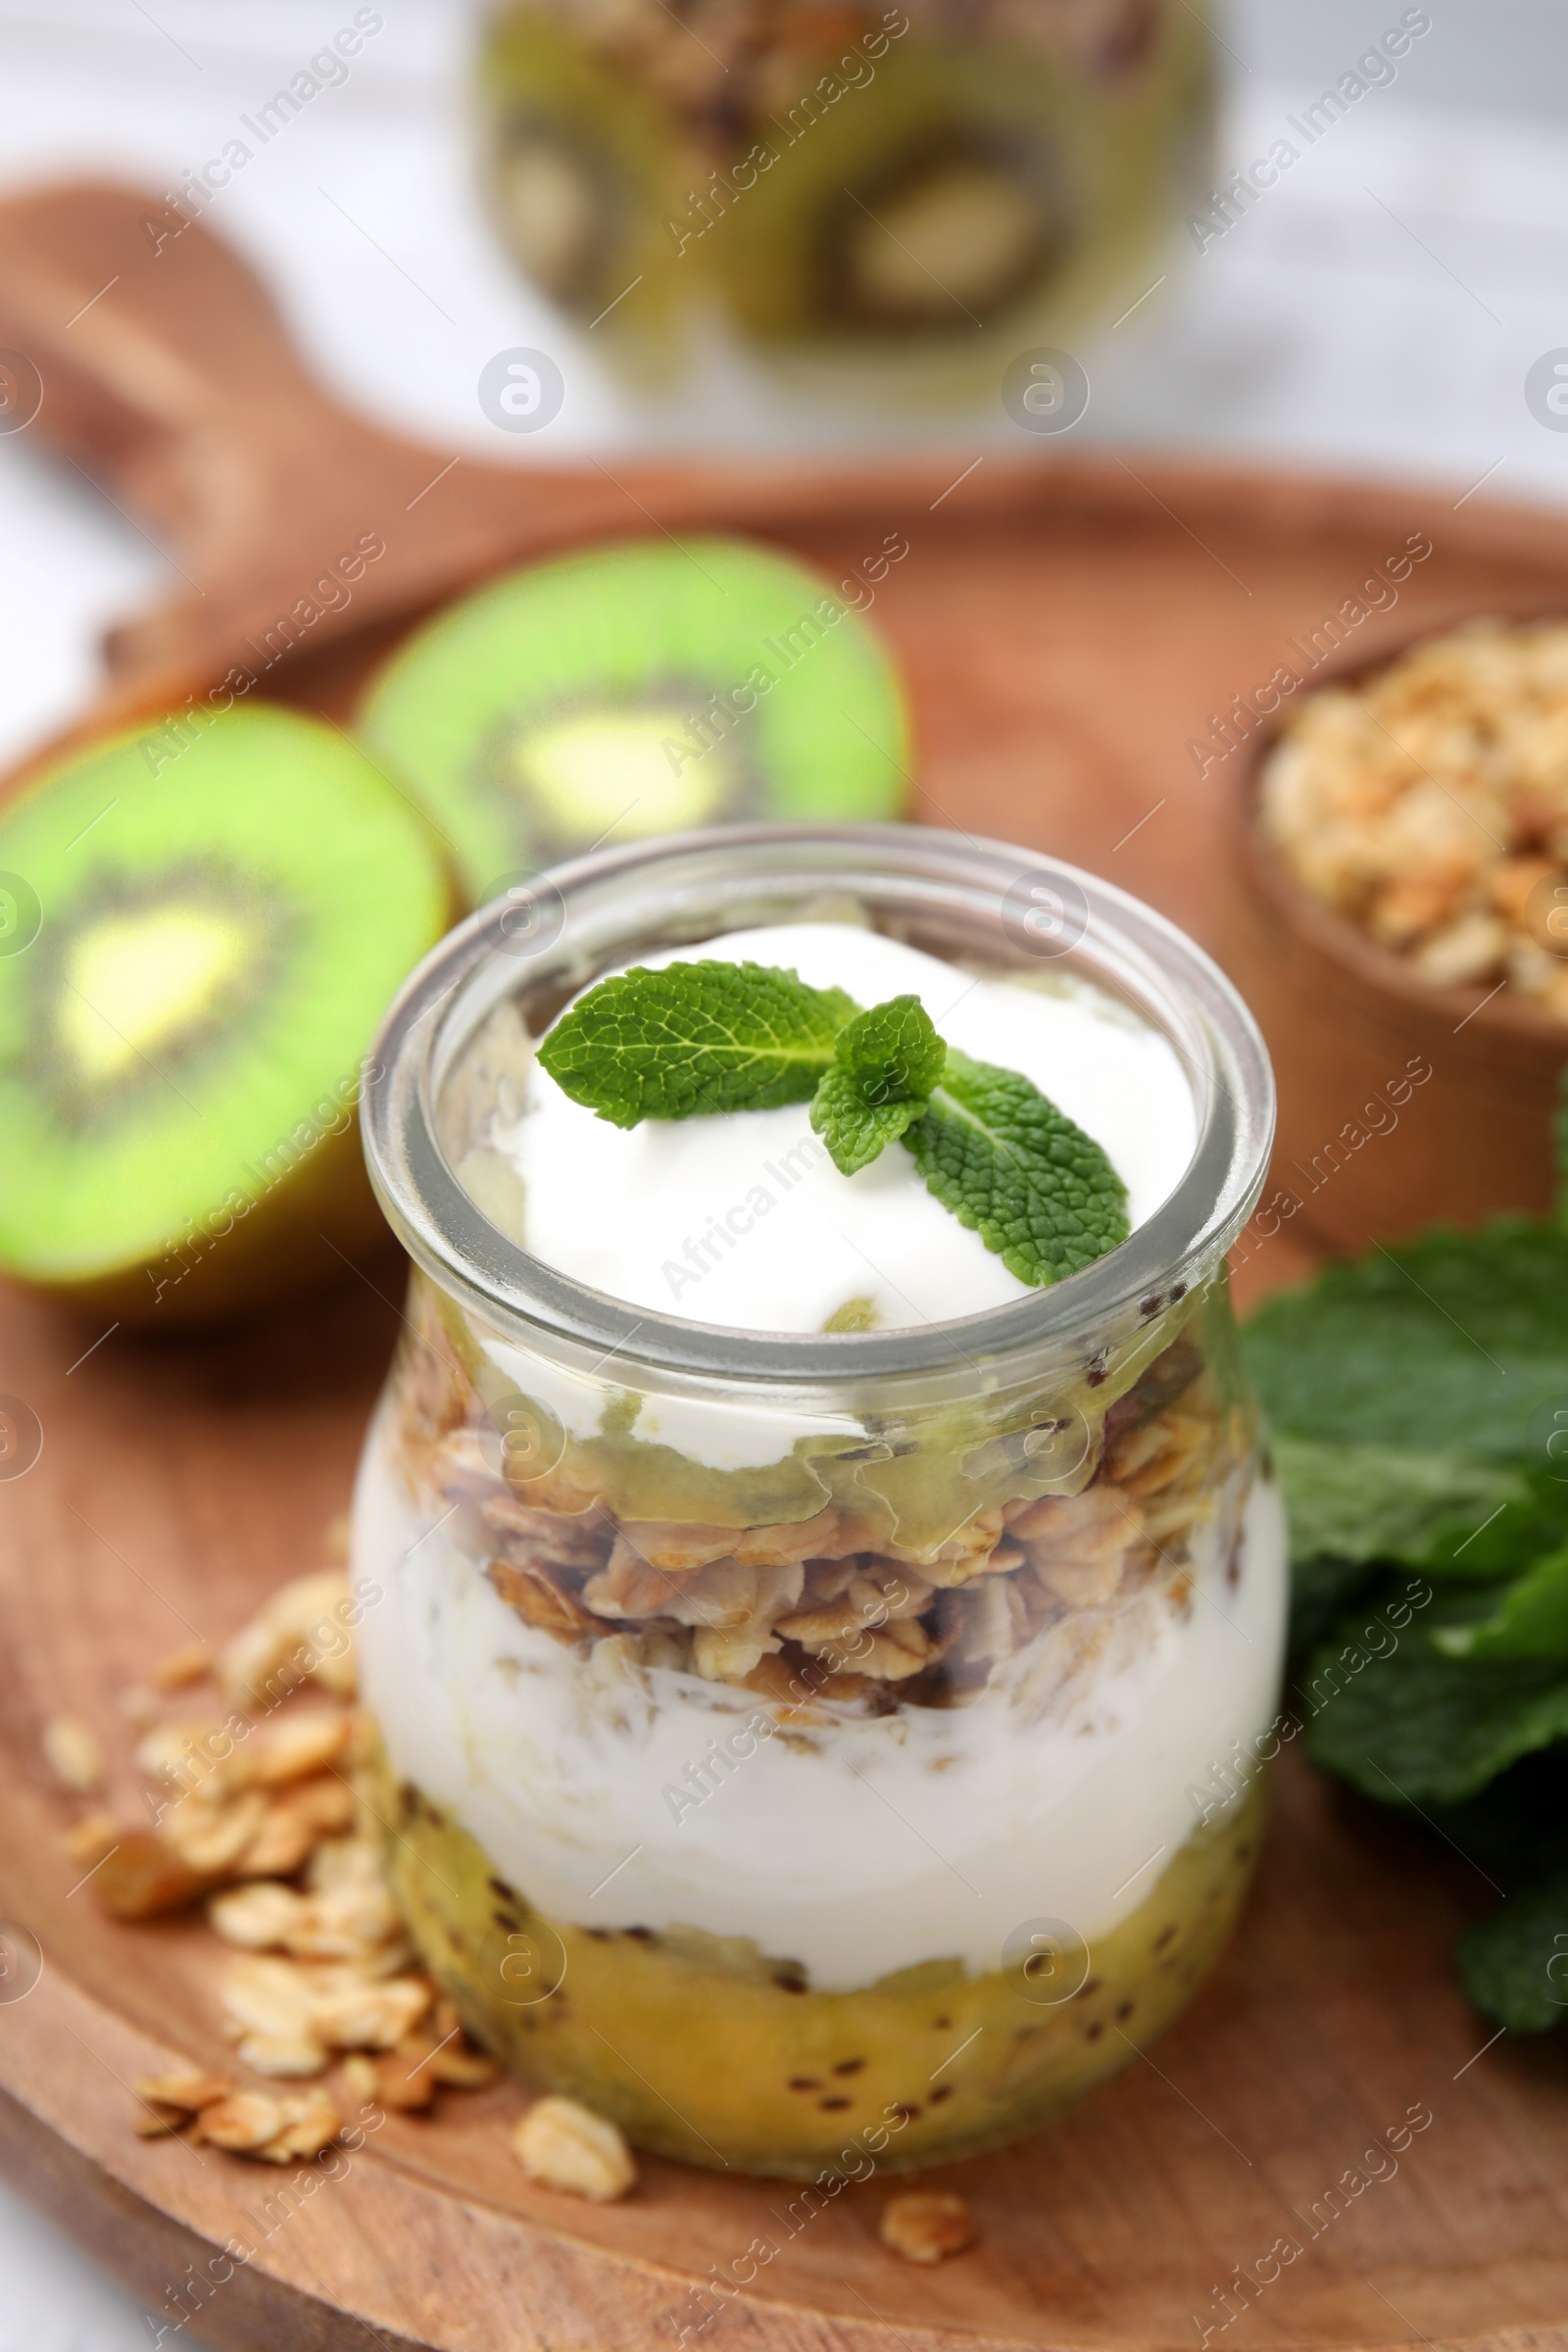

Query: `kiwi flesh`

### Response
(0, 703, 450, 1327)
(356, 537, 910, 905)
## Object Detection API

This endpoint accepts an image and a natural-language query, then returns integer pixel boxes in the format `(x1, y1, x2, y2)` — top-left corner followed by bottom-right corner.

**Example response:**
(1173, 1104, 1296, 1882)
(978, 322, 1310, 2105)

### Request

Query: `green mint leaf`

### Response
(1457, 1865, 1568, 2032)
(1431, 1544, 1568, 1662)
(834, 995, 947, 1103)
(808, 996, 946, 1175)
(810, 1067, 928, 1176)
(1243, 1219, 1568, 1464)
(904, 1047, 1129, 1287)
(538, 959, 857, 1128)
(1305, 1616, 1568, 1806)
(1270, 1434, 1533, 1576)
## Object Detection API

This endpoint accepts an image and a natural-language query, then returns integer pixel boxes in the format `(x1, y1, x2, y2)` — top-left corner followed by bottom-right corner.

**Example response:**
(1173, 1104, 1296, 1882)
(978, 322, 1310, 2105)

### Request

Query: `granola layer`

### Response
(397, 1306, 1247, 1705)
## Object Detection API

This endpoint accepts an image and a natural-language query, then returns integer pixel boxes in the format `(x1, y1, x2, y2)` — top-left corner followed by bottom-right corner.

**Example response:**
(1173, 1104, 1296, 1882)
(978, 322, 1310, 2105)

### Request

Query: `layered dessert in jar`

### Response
(353, 825, 1283, 2177)
(476, 0, 1214, 398)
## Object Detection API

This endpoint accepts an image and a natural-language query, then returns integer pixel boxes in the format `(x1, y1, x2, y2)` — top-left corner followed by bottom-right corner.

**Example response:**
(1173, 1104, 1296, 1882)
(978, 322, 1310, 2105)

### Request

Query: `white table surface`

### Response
(1, 2, 1565, 2341)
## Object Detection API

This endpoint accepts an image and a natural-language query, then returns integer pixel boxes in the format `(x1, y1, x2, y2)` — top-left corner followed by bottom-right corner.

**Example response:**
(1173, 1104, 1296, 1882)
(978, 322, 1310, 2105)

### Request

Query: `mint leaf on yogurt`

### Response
(810, 1067, 929, 1176)
(810, 995, 946, 1176)
(538, 958, 1129, 1287)
(905, 1048, 1130, 1286)
(833, 994, 947, 1105)
(538, 958, 856, 1127)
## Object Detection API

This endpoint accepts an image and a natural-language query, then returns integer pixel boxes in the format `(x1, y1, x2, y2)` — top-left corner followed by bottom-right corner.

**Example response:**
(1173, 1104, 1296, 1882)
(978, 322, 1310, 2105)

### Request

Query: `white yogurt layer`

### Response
(488, 922, 1198, 1335)
(354, 1427, 1287, 1989)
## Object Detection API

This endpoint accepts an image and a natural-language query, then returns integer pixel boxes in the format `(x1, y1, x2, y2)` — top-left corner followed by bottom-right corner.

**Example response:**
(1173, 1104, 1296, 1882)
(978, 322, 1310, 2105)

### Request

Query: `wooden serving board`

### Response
(5, 181, 1568, 2352)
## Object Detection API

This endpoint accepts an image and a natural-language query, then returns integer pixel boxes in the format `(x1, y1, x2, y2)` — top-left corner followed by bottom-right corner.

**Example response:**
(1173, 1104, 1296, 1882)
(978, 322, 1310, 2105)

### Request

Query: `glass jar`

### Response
(475, 0, 1215, 402)
(353, 823, 1283, 2180)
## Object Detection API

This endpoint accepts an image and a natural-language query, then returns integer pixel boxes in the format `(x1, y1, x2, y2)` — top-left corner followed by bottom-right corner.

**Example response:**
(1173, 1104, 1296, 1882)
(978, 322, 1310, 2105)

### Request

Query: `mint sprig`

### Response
(538, 956, 1129, 1287)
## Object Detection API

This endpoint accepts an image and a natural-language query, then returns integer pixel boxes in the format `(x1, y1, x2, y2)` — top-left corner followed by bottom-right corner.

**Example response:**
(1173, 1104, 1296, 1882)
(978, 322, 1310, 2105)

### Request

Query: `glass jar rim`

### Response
(361, 822, 1274, 1383)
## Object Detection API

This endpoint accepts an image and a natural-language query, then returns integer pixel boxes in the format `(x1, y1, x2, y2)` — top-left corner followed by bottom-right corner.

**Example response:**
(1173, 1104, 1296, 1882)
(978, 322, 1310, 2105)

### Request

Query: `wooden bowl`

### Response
(1222, 625, 1568, 1252)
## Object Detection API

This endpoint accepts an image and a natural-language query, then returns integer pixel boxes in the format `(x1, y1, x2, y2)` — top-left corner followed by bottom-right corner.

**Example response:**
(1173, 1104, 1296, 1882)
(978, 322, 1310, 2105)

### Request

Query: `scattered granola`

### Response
(95, 1834, 216, 1921)
(152, 1640, 213, 1692)
(133, 2103, 192, 2140)
(879, 2189, 978, 2264)
(41, 1714, 104, 1794)
(421, 2035, 501, 2090)
(198, 2085, 342, 2162)
(235, 2033, 335, 2080)
(217, 1569, 358, 1708)
(192, 2088, 290, 2153)
(116, 1683, 161, 1730)
(373, 2039, 440, 2112)
(132, 2071, 234, 2137)
(511, 2095, 637, 2201)
(212, 1931, 448, 2096)
(340, 2052, 380, 2104)
(209, 1880, 314, 1951)
(61, 1810, 120, 1866)
(42, 1531, 502, 2165)
(129, 2067, 340, 2162)
(133, 2069, 233, 2113)
(120, 1699, 358, 1893)
(248, 1707, 353, 1785)
(1260, 619, 1568, 1013)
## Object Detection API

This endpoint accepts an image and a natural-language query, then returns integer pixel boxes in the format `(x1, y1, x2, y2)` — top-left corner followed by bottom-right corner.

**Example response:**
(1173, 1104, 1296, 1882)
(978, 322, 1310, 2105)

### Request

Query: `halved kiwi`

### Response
(357, 537, 910, 903)
(478, 10, 683, 346)
(0, 703, 450, 1325)
(715, 43, 1084, 348)
(822, 129, 1065, 332)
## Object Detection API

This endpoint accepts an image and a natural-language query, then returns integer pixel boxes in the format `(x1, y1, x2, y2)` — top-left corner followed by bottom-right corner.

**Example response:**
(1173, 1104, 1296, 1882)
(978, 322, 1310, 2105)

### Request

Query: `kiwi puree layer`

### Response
(372, 1755, 1264, 2179)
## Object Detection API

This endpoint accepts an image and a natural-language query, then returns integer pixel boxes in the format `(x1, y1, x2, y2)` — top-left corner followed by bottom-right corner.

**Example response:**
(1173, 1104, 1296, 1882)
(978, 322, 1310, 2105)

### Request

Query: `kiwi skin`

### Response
(0, 699, 461, 1334)
(46, 1089, 395, 1333)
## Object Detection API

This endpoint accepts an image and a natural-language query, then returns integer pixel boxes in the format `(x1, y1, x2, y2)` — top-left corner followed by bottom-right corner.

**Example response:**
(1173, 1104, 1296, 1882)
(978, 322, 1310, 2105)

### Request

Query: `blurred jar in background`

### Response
(476, 0, 1214, 402)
